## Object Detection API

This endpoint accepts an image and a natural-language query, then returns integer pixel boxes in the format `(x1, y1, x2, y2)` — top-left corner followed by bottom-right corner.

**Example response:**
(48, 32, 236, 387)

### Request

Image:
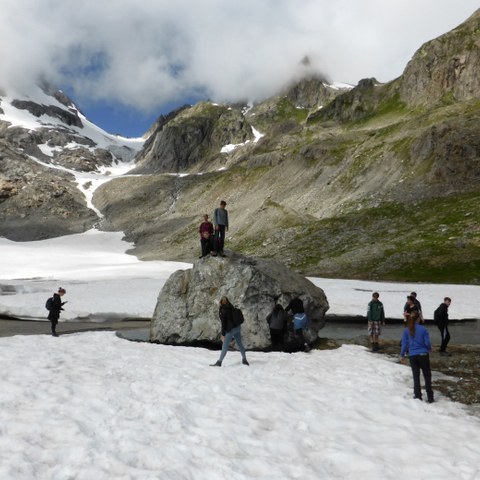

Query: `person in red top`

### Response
(198, 214, 214, 258)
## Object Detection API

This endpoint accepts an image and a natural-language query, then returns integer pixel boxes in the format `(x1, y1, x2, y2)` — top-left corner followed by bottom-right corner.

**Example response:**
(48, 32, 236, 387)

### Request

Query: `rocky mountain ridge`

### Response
(1, 9, 479, 283)
(0, 84, 143, 239)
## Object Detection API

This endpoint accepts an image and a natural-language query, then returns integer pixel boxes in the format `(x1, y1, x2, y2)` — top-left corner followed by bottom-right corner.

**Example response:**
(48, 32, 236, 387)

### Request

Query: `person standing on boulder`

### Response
(211, 200, 229, 257)
(210, 296, 249, 367)
(367, 292, 385, 352)
(434, 297, 452, 356)
(48, 287, 67, 337)
(198, 214, 214, 258)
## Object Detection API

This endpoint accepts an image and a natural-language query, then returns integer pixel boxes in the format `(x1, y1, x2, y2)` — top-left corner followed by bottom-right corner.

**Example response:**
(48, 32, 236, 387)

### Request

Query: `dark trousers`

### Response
(213, 225, 226, 253)
(270, 328, 284, 348)
(48, 312, 59, 334)
(200, 237, 212, 257)
(50, 319, 58, 334)
(409, 354, 433, 401)
(438, 324, 450, 352)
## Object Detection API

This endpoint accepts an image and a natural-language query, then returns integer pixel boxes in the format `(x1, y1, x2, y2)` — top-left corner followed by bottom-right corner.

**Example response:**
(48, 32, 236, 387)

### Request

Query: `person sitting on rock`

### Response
(210, 296, 249, 367)
(266, 304, 288, 350)
(198, 214, 214, 258)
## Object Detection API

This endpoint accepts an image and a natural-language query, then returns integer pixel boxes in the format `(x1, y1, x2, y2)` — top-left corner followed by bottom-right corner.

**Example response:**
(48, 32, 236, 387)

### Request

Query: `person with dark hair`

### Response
(198, 214, 214, 258)
(211, 200, 229, 257)
(210, 296, 249, 367)
(48, 287, 67, 337)
(367, 292, 385, 352)
(285, 296, 310, 352)
(400, 311, 434, 403)
(403, 295, 419, 324)
(434, 297, 452, 356)
(404, 291, 424, 323)
(266, 304, 288, 349)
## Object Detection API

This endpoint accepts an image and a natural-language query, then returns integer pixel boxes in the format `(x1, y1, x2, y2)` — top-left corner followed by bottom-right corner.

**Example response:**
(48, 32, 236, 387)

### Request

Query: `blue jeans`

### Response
(219, 325, 246, 362)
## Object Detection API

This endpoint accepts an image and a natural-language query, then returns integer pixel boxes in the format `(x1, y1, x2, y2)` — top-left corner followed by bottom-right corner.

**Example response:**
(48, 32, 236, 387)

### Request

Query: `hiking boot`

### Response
(427, 398, 435, 404)
(210, 360, 222, 367)
(242, 358, 249, 366)
(52, 333, 59, 337)
(440, 351, 452, 357)
(304, 344, 311, 352)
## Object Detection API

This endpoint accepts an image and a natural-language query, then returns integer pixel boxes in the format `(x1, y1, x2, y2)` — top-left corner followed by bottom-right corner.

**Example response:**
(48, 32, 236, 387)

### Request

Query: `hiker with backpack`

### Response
(285, 296, 311, 352)
(210, 296, 249, 367)
(46, 287, 67, 337)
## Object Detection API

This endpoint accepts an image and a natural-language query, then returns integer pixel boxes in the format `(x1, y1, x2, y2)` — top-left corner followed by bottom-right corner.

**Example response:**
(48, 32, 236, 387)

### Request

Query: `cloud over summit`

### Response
(1, 0, 478, 113)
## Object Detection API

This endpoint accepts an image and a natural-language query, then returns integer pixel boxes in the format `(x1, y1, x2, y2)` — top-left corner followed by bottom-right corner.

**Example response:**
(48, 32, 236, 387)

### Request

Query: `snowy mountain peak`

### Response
(0, 83, 144, 164)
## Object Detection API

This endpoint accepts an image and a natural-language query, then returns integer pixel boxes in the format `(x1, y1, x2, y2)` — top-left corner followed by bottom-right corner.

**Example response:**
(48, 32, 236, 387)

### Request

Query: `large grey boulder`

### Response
(150, 252, 329, 349)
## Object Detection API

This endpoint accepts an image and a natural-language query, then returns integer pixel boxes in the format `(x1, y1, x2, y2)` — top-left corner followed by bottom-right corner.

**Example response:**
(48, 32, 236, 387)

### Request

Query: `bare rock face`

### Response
(133, 102, 253, 174)
(150, 252, 329, 349)
(400, 9, 480, 106)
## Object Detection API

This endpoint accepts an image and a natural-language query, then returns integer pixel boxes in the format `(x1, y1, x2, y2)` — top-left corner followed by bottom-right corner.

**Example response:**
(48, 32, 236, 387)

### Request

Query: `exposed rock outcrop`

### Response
(133, 102, 253, 173)
(150, 252, 329, 349)
(285, 75, 338, 108)
(11, 99, 83, 128)
(400, 9, 480, 105)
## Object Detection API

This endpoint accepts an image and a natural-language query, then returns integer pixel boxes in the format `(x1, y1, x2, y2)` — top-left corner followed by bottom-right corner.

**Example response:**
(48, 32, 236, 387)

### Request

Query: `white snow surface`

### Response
(1, 333, 480, 479)
(0, 230, 190, 321)
(1, 231, 480, 478)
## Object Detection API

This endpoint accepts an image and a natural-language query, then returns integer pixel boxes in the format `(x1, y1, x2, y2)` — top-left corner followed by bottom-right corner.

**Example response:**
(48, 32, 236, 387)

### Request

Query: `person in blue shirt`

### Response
(400, 311, 434, 403)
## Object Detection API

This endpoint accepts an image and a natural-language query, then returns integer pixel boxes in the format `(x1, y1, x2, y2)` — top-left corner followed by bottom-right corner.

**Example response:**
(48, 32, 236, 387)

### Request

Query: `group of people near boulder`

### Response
(367, 291, 452, 403)
(266, 298, 311, 352)
(44, 205, 456, 406)
(209, 295, 312, 367)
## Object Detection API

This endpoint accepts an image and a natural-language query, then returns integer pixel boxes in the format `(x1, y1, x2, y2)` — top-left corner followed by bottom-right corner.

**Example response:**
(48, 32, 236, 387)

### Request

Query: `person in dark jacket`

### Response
(403, 292, 423, 323)
(400, 311, 434, 403)
(434, 297, 452, 356)
(48, 287, 67, 337)
(367, 292, 385, 352)
(211, 200, 229, 257)
(210, 296, 249, 367)
(285, 296, 310, 352)
(285, 297, 304, 315)
(198, 214, 214, 258)
(266, 304, 288, 349)
(403, 295, 419, 324)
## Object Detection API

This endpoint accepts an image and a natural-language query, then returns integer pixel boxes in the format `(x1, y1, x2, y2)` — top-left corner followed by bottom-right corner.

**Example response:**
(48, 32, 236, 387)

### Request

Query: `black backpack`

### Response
(45, 297, 54, 311)
(232, 307, 244, 327)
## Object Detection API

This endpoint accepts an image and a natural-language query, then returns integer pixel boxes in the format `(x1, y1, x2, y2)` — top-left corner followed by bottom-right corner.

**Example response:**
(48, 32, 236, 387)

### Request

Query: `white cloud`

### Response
(1, 0, 478, 112)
